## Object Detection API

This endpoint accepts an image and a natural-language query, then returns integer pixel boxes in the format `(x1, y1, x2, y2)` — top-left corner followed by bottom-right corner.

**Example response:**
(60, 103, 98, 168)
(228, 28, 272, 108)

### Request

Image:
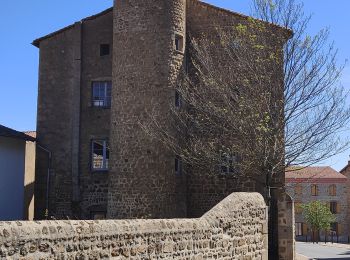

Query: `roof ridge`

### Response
(0, 124, 36, 142)
(195, 0, 292, 34)
(32, 7, 113, 47)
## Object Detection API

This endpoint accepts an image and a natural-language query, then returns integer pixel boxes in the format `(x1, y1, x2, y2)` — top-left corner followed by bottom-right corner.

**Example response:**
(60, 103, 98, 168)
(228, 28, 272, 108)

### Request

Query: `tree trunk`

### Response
(268, 194, 279, 259)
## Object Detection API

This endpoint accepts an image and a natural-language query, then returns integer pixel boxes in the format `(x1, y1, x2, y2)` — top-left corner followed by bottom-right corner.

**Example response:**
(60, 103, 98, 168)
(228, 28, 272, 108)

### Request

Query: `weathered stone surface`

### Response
(0, 193, 267, 259)
(33, 0, 292, 258)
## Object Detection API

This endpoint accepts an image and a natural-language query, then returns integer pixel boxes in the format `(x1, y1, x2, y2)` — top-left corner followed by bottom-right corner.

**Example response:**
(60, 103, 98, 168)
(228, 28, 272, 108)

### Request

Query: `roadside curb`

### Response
(319, 242, 350, 249)
(296, 253, 312, 260)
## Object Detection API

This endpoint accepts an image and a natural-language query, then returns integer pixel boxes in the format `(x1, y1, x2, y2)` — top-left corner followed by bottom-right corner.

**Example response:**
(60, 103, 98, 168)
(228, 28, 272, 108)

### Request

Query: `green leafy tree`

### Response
(302, 201, 336, 243)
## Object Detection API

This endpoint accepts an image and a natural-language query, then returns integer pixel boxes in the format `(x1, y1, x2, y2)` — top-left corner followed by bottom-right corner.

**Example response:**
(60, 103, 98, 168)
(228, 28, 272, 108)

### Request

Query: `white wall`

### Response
(0, 136, 25, 220)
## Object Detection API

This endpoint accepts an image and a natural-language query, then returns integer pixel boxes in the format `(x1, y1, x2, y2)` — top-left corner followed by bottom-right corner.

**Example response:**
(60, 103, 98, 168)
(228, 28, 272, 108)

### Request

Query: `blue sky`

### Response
(1, 0, 349, 170)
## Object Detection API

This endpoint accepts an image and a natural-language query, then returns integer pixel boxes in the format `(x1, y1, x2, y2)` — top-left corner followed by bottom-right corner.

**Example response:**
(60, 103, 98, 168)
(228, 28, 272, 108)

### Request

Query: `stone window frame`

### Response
(91, 139, 110, 172)
(91, 80, 112, 108)
(174, 33, 184, 54)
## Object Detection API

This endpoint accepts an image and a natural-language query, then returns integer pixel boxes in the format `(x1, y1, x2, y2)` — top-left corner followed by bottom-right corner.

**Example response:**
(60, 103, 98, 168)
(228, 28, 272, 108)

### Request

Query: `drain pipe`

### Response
(37, 144, 52, 219)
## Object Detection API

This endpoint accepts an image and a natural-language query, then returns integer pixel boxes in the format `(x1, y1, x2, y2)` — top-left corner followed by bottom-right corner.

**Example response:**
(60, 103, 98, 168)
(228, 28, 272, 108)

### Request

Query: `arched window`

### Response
(329, 184, 337, 196)
(311, 184, 318, 196)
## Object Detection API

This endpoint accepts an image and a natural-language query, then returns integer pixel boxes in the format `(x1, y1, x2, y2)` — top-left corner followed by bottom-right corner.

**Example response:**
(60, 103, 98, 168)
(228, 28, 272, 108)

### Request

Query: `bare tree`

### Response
(141, 20, 289, 259)
(141, 2, 349, 257)
(252, 0, 350, 168)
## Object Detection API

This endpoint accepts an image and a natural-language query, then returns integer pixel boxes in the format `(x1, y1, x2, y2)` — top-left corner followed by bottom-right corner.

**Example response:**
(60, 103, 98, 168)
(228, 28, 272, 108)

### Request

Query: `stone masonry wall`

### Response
(35, 22, 82, 219)
(0, 193, 267, 259)
(108, 0, 187, 219)
(79, 9, 113, 219)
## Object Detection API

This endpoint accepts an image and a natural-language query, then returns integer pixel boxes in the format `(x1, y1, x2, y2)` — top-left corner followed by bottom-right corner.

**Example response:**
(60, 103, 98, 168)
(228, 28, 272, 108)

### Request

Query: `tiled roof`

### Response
(340, 162, 350, 173)
(0, 125, 36, 142)
(285, 166, 347, 183)
(23, 131, 36, 138)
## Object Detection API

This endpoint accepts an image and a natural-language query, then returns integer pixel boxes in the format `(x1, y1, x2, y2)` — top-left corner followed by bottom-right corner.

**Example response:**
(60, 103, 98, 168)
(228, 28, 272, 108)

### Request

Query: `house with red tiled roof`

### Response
(285, 166, 348, 242)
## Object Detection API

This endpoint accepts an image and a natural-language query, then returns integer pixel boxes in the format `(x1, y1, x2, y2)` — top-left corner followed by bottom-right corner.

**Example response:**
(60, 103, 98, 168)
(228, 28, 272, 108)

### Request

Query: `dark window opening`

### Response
(175, 156, 182, 175)
(330, 222, 338, 234)
(175, 34, 184, 52)
(100, 44, 110, 56)
(220, 153, 236, 174)
(91, 140, 109, 171)
(175, 90, 182, 108)
(330, 201, 338, 214)
(311, 184, 318, 196)
(92, 81, 112, 108)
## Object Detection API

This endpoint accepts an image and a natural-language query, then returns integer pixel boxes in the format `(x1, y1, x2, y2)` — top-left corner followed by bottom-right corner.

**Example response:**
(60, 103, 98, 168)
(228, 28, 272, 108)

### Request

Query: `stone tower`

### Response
(107, 0, 187, 218)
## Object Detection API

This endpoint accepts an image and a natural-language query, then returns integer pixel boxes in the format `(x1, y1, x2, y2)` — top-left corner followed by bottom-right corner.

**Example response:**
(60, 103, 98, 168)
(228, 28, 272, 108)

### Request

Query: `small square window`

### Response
(92, 81, 112, 108)
(91, 140, 109, 171)
(174, 34, 184, 52)
(100, 44, 110, 56)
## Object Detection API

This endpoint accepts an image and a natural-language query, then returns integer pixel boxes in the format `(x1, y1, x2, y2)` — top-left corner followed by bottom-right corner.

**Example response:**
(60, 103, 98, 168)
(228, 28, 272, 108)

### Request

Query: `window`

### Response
(92, 81, 112, 108)
(91, 211, 106, 220)
(174, 34, 184, 52)
(295, 202, 303, 214)
(311, 184, 318, 196)
(295, 222, 303, 236)
(330, 222, 338, 234)
(100, 44, 110, 56)
(175, 156, 182, 175)
(330, 201, 338, 214)
(91, 140, 109, 171)
(175, 90, 182, 108)
(220, 153, 236, 174)
(329, 185, 337, 196)
(295, 184, 302, 196)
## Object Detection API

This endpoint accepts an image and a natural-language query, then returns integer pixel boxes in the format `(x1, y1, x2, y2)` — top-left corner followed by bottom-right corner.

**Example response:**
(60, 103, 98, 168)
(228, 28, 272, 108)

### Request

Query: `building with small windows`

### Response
(32, 1, 294, 257)
(285, 166, 348, 242)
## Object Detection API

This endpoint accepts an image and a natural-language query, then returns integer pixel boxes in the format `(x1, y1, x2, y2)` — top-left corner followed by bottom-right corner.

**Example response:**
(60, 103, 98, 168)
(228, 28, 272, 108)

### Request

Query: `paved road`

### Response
(296, 242, 350, 259)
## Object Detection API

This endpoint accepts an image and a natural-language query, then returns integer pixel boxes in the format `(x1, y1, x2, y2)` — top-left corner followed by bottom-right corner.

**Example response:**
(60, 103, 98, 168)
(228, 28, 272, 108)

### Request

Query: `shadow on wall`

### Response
(23, 181, 35, 220)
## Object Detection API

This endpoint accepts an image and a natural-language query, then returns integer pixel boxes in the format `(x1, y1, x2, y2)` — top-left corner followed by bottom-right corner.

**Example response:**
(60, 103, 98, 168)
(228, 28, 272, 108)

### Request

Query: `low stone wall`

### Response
(0, 193, 267, 259)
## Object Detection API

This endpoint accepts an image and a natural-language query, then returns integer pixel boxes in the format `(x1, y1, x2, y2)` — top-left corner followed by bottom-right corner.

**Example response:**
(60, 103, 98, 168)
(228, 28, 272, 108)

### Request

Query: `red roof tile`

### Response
(285, 166, 347, 183)
(23, 131, 36, 138)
